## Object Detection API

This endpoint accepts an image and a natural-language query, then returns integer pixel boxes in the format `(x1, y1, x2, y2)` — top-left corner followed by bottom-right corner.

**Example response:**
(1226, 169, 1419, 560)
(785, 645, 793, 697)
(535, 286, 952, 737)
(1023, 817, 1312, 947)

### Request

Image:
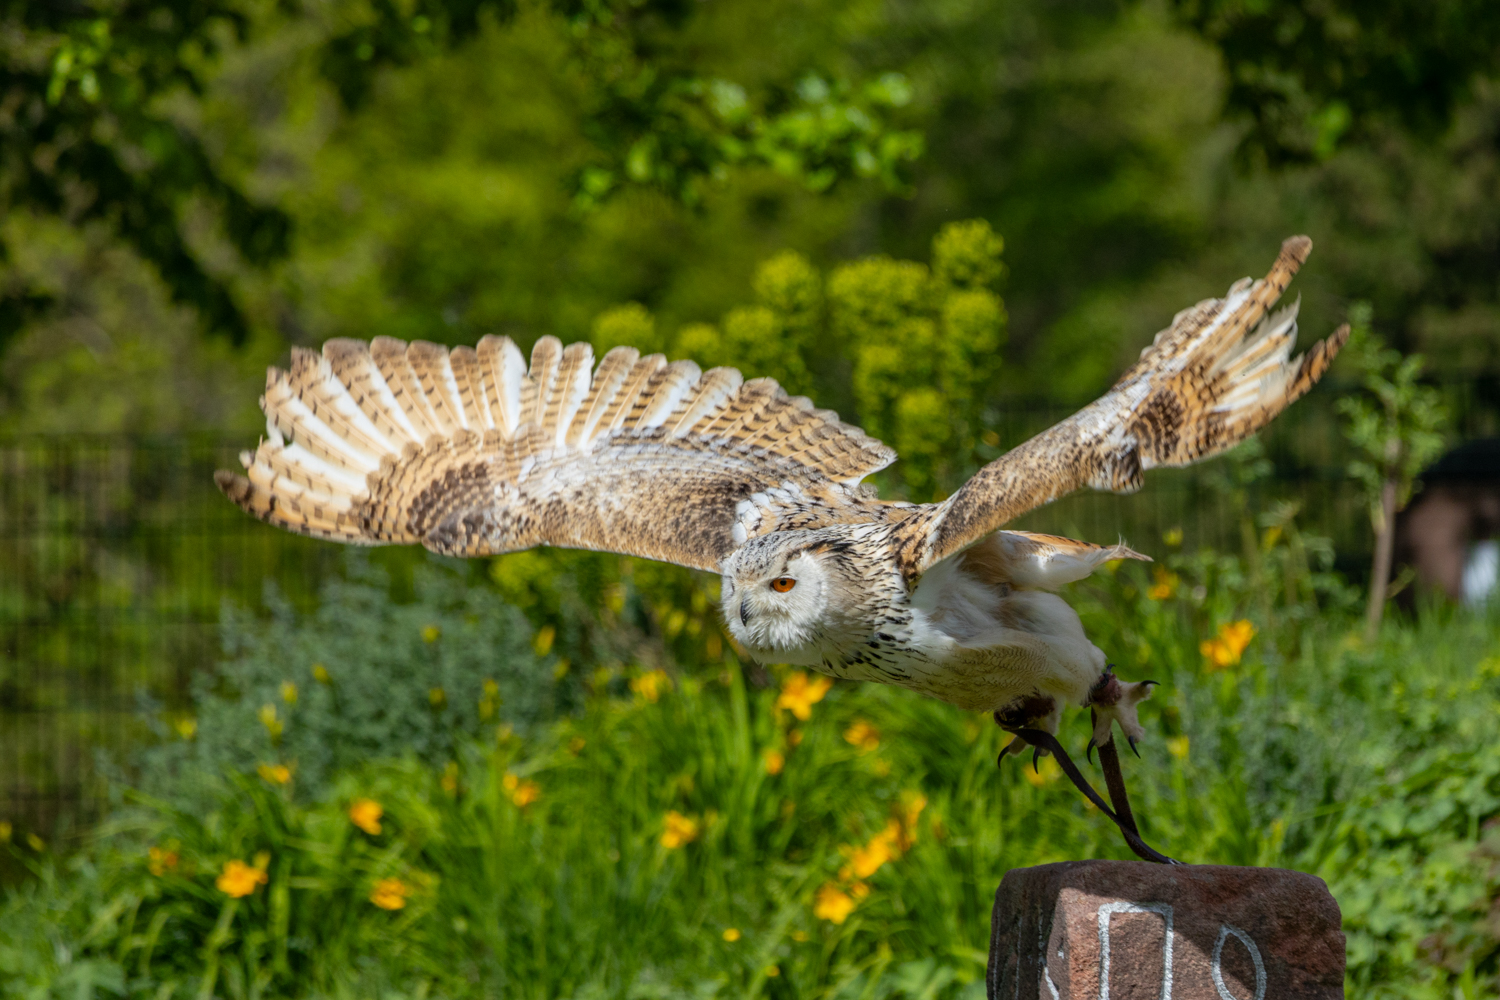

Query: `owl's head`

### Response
(720, 530, 853, 664)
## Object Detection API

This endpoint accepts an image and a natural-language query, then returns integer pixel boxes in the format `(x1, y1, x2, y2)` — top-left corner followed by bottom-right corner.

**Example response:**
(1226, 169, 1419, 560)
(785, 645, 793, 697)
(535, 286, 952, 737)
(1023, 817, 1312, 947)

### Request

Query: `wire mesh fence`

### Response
(0, 435, 342, 836)
(0, 389, 1426, 832)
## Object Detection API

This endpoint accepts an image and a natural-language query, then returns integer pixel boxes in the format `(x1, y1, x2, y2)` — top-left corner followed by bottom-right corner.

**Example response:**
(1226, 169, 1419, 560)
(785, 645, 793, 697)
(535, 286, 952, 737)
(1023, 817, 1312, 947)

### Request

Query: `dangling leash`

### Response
(1009, 727, 1181, 865)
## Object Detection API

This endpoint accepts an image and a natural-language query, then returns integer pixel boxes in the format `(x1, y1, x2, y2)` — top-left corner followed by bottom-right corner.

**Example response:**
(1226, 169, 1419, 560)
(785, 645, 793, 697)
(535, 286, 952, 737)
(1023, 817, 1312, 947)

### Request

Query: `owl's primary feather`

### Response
(890, 236, 1346, 575)
(218, 237, 1344, 741)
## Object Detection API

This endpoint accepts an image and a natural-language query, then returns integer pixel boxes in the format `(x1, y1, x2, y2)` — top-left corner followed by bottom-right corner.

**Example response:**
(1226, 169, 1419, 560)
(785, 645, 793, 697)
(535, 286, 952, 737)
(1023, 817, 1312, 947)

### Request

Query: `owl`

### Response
(218, 236, 1345, 858)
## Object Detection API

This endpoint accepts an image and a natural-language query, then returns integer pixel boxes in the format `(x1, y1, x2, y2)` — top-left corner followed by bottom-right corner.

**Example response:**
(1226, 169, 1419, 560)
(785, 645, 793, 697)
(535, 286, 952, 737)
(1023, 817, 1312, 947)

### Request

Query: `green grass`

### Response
(2, 540, 1500, 998)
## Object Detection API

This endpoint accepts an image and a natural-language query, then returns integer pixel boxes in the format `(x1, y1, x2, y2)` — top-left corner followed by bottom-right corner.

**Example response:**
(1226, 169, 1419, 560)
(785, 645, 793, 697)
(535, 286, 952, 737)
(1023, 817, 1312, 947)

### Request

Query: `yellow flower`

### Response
(1167, 735, 1190, 760)
(147, 845, 179, 876)
(1163, 527, 1184, 547)
(349, 798, 383, 835)
(722, 927, 741, 942)
(421, 625, 441, 643)
(216, 858, 268, 898)
(280, 681, 298, 705)
(258, 704, 283, 740)
(787, 729, 804, 747)
(0, 821, 11, 843)
(765, 965, 781, 978)
(1148, 565, 1180, 601)
(1201, 619, 1256, 671)
(660, 810, 700, 849)
(1023, 755, 1061, 788)
(630, 669, 671, 704)
(369, 877, 411, 910)
(776, 672, 832, 721)
(532, 625, 556, 656)
(814, 883, 856, 924)
(257, 763, 292, 785)
(843, 720, 880, 752)
(764, 750, 785, 775)
(845, 820, 902, 878)
(312, 663, 331, 684)
(898, 790, 927, 848)
(25, 833, 44, 852)
(503, 773, 541, 807)
(174, 717, 197, 740)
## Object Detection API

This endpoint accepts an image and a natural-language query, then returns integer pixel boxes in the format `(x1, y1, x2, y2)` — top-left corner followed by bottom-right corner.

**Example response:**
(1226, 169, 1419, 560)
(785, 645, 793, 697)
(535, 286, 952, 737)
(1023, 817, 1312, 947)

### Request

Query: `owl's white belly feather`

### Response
(852, 557, 1107, 714)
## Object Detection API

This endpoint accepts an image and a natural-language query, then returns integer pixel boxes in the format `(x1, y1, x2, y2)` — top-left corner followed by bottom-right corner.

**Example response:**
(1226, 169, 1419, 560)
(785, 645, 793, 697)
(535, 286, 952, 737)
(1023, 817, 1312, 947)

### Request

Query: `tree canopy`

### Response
(2, 0, 1497, 439)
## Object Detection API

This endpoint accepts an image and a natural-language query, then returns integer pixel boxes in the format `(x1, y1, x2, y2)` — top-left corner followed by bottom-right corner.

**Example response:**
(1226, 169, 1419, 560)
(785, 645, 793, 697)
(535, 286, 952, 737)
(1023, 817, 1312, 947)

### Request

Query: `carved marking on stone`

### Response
(1041, 926, 1063, 1000)
(1043, 960, 1062, 1000)
(1212, 924, 1267, 1000)
(1097, 901, 1173, 1000)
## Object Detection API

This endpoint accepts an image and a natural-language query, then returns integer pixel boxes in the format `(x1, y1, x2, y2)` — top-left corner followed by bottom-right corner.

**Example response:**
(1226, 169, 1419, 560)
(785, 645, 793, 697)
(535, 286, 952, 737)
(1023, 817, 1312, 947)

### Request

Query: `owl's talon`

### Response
(1032, 747, 1041, 773)
(999, 736, 1027, 766)
(1088, 677, 1156, 750)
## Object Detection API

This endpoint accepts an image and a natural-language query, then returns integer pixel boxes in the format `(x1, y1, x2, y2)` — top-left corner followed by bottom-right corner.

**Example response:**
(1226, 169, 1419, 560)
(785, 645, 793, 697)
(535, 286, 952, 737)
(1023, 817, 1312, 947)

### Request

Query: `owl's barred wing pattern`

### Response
(216, 335, 898, 573)
(895, 235, 1349, 578)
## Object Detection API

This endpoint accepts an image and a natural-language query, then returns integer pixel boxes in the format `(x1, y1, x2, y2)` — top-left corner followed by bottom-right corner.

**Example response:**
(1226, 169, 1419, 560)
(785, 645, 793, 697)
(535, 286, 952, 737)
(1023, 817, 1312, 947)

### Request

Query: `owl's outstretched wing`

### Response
(216, 336, 899, 573)
(894, 235, 1349, 578)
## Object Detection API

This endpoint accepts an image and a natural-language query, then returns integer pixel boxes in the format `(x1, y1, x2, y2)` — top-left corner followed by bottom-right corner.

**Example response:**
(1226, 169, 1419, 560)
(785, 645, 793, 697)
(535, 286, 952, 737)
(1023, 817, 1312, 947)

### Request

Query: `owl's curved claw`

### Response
(1032, 747, 1042, 773)
(998, 735, 1027, 767)
(1128, 735, 1141, 758)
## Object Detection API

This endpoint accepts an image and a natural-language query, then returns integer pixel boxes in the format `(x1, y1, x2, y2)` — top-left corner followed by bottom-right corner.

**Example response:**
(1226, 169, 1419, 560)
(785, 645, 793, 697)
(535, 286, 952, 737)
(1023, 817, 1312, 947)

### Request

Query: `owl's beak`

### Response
(739, 597, 752, 626)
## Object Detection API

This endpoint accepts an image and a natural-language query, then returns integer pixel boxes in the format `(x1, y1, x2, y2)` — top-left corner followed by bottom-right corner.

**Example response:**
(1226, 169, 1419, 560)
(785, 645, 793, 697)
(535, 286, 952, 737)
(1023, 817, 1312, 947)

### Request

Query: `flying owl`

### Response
(217, 236, 1345, 855)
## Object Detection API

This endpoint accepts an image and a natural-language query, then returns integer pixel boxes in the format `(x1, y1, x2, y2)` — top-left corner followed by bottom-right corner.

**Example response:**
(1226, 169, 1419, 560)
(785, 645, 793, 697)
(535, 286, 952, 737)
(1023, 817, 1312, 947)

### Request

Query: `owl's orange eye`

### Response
(770, 577, 797, 593)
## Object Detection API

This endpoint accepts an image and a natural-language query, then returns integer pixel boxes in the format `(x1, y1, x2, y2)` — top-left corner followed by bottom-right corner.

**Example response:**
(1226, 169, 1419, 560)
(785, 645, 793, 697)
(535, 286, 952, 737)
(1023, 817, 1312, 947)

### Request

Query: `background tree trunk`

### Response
(1365, 475, 1399, 640)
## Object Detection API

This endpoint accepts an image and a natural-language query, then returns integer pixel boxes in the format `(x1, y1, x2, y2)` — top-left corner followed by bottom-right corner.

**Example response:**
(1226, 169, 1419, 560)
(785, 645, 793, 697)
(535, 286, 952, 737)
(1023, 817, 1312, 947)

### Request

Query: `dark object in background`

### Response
(1396, 439, 1500, 605)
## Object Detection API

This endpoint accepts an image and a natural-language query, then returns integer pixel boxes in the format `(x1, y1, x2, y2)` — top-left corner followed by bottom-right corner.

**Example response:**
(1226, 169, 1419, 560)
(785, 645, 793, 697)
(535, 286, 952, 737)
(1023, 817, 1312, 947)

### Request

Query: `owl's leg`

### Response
(1086, 668, 1157, 759)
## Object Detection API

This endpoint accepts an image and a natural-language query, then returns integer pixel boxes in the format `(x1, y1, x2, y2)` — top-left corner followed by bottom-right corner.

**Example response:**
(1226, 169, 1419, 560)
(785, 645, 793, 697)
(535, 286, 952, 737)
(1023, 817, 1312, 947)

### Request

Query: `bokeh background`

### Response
(1, 1, 1499, 997)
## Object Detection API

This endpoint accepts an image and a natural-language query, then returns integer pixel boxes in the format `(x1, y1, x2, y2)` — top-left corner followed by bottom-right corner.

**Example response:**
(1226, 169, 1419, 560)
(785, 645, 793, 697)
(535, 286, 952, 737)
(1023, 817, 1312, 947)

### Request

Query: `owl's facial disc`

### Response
(721, 549, 829, 664)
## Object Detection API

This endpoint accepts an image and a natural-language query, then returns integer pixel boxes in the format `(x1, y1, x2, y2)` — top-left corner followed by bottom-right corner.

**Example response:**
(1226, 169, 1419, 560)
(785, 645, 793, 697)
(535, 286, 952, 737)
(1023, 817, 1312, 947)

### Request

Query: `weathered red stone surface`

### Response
(987, 861, 1344, 999)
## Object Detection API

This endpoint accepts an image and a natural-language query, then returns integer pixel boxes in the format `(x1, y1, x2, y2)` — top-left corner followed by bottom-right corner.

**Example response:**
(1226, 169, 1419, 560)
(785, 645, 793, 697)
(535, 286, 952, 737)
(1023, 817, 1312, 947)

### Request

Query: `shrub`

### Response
(130, 555, 558, 808)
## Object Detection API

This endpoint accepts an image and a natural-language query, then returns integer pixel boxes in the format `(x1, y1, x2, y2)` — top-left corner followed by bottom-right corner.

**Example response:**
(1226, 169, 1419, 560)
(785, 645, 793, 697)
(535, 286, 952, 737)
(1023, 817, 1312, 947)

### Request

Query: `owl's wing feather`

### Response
(216, 336, 899, 573)
(895, 235, 1349, 577)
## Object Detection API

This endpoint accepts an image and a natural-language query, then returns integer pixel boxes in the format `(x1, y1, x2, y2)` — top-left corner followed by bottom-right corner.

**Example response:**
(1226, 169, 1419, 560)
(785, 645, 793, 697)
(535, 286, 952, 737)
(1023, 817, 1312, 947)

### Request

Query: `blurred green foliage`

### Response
(624, 219, 1006, 499)
(0, 0, 920, 345)
(1173, 0, 1500, 163)
(5, 0, 1500, 429)
(1338, 303, 1451, 520)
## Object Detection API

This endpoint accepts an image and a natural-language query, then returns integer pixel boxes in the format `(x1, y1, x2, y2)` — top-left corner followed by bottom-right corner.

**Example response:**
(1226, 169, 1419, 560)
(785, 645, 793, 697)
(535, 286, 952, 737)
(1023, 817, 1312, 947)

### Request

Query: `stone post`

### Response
(987, 861, 1344, 999)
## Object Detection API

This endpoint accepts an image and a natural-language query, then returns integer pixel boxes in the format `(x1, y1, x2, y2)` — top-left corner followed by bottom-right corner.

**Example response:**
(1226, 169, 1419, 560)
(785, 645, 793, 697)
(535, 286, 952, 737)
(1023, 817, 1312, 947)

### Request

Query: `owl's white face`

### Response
(721, 546, 832, 665)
